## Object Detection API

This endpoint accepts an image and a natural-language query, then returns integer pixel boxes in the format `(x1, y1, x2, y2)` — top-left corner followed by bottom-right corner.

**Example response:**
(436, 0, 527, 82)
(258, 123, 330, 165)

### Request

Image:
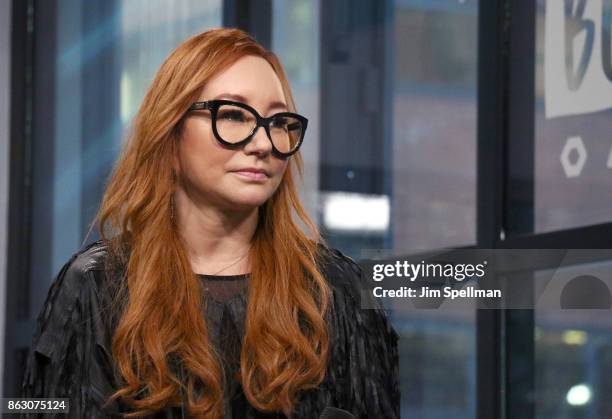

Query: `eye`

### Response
(218, 109, 248, 122)
(271, 116, 289, 130)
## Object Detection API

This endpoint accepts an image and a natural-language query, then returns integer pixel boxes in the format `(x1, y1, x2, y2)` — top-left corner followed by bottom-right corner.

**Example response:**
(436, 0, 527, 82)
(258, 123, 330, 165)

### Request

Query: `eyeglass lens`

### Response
(216, 104, 302, 154)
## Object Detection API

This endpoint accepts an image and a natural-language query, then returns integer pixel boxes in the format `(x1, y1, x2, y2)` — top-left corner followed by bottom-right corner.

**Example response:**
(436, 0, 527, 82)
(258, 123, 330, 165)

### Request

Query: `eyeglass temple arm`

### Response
(189, 102, 211, 111)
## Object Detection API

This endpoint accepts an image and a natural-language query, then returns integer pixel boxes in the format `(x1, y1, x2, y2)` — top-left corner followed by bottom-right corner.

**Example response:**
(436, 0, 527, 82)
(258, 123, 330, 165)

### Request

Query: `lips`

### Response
(232, 168, 270, 181)
(234, 168, 269, 176)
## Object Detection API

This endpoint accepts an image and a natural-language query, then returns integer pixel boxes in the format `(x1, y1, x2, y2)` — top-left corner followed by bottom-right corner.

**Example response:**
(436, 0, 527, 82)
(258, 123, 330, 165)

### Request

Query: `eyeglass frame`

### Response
(187, 99, 308, 158)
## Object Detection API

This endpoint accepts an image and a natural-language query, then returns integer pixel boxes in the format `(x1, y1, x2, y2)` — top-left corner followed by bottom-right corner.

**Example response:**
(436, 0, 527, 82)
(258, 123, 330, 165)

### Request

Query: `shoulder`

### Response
(29, 239, 110, 358)
(315, 243, 362, 284)
(314, 241, 394, 318)
(314, 243, 369, 305)
(46, 239, 109, 298)
(66, 239, 110, 273)
(44, 240, 111, 305)
(52, 239, 110, 289)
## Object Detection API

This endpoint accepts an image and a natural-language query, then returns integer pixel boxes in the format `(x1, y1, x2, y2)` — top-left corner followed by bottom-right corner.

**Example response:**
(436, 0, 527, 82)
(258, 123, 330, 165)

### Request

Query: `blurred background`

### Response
(1, 0, 612, 418)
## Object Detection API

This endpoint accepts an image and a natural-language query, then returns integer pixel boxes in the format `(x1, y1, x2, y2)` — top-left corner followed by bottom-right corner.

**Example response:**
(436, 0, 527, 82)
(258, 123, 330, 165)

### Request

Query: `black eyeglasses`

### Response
(187, 99, 308, 158)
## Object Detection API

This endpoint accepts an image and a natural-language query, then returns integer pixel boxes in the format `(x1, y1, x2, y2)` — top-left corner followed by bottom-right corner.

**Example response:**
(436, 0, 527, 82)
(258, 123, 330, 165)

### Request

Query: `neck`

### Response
(173, 186, 258, 275)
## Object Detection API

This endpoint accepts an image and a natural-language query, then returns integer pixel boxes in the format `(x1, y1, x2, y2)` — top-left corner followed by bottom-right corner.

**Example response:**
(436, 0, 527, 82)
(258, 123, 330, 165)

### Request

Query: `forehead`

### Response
(200, 55, 286, 103)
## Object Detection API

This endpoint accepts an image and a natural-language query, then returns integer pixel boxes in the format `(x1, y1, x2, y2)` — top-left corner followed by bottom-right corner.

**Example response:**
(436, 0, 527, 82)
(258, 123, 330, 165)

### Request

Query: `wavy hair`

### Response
(95, 27, 331, 418)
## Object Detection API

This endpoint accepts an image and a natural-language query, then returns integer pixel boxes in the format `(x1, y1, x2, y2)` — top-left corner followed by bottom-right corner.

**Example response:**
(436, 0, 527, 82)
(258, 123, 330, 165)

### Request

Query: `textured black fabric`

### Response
(199, 273, 249, 419)
(20, 240, 400, 418)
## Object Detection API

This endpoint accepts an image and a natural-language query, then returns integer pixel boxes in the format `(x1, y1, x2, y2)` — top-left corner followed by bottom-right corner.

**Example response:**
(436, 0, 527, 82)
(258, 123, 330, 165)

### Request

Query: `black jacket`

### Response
(20, 239, 400, 418)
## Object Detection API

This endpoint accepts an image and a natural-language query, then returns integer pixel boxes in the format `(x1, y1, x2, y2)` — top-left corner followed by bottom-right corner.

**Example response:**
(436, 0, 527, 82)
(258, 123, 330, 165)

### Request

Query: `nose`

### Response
(243, 125, 273, 156)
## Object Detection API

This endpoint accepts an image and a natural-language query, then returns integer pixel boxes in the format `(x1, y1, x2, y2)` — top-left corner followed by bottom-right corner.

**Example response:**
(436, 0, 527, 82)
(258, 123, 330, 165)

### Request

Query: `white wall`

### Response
(0, 0, 12, 398)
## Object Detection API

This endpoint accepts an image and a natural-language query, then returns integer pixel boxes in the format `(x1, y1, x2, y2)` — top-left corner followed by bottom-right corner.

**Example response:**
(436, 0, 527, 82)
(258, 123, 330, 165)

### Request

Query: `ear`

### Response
(173, 152, 180, 176)
(171, 137, 182, 178)
(171, 121, 185, 177)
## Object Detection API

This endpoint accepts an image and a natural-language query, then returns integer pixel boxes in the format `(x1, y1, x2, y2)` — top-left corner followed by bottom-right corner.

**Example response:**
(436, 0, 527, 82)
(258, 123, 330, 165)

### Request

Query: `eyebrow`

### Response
(212, 93, 288, 113)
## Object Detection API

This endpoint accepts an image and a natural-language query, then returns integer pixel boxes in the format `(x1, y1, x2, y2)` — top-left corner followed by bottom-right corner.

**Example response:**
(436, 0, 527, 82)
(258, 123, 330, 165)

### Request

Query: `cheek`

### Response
(271, 161, 289, 188)
(178, 130, 223, 184)
(180, 122, 228, 167)
(274, 160, 289, 176)
(181, 120, 213, 154)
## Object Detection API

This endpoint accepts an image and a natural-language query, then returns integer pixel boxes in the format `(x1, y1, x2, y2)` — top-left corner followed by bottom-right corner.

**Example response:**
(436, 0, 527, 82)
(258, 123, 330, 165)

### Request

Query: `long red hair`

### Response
(95, 27, 331, 418)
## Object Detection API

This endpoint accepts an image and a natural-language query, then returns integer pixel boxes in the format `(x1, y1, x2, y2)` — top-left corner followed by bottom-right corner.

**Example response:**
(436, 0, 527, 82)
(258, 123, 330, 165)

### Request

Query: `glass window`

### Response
(271, 0, 321, 220)
(120, 0, 222, 125)
(392, 0, 478, 252)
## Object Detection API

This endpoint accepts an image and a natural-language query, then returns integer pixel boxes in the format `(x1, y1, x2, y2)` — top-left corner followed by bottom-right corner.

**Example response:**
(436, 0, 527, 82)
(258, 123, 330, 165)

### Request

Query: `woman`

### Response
(21, 28, 399, 418)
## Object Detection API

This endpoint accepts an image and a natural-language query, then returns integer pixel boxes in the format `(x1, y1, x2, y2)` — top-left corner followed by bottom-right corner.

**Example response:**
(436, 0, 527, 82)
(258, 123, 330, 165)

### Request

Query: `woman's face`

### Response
(176, 55, 290, 212)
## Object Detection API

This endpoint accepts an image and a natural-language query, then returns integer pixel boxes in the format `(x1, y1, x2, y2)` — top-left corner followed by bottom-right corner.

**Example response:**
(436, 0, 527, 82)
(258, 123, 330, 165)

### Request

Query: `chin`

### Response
(227, 193, 270, 209)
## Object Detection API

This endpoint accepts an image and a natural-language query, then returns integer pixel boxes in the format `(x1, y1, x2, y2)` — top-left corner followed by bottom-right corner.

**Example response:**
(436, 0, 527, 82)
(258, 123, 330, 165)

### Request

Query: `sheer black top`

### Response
(197, 272, 250, 419)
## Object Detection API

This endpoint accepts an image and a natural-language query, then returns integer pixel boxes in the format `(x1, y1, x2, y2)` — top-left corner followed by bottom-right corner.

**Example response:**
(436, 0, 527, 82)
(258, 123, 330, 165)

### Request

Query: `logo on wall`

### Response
(545, 0, 612, 178)
(545, 0, 612, 118)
